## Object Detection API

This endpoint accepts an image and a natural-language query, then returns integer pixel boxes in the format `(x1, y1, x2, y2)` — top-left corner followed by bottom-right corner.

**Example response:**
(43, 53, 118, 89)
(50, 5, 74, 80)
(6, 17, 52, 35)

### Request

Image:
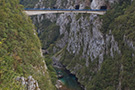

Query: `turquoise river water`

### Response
(55, 68, 84, 90)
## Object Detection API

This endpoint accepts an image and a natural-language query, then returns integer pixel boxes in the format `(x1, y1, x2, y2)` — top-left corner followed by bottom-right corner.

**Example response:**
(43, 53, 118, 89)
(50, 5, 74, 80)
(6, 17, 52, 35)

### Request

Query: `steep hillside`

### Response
(20, 0, 38, 8)
(21, 0, 135, 90)
(0, 0, 56, 90)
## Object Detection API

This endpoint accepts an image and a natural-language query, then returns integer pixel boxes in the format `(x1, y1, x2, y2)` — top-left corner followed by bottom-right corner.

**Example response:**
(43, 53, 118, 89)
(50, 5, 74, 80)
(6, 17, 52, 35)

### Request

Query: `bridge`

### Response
(24, 9, 106, 16)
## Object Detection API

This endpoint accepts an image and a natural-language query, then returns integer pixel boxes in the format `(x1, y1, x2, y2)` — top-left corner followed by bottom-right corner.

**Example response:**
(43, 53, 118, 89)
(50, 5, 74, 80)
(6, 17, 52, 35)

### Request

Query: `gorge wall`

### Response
(22, 0, 135, 90)
(0, 0, 56, 90)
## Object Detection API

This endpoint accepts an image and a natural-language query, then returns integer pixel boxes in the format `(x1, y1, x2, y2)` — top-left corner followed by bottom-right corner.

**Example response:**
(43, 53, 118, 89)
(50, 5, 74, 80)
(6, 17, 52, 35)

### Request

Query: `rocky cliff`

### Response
(22, 0, 135, 89)
(33, 0, 120, 66)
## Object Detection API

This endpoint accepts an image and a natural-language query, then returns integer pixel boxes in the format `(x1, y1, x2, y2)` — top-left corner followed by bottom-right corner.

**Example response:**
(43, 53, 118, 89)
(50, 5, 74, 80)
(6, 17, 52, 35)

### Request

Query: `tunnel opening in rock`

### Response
(100, 6, 107, 10)
(75, 5, 80, 9)
(90, 0, 93, 3)
(53, 7, 57, 9)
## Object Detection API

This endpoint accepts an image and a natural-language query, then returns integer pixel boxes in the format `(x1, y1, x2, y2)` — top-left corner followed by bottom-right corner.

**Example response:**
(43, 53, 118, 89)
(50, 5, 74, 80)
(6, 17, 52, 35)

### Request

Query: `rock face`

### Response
(90, 0, 118, 9)
(32, 0, 120, 66)
(30, 0, 135, 89)
(16, 76, 40, 90)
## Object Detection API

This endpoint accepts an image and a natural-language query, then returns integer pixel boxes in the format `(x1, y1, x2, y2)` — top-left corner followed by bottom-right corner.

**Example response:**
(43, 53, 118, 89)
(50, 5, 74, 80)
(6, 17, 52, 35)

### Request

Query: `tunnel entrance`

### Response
(100, 6, 107, 10)
(75, 5, 80, 9)
(53, 7, 57, 9)
(90, 0, 93, 3)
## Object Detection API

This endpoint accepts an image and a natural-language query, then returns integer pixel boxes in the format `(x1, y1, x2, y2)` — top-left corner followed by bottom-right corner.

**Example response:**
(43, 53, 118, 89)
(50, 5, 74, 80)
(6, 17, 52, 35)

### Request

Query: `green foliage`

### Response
(57, 1, 135, 90)
(20, 0, 38, 8)
(20, 0, 135, 90)
(87, 1, 135, 90)
(87, 46, 135, 90)
(111, 1, 135, 41)
(32, 18, 60, 49)
(101, 1, 130, 34)
(20, 0, 56, 8)
(0, 0, 56, 89)
(39, 19, 60, 49)
(86, 53, 120, 90)
(45, 55, 57, 85)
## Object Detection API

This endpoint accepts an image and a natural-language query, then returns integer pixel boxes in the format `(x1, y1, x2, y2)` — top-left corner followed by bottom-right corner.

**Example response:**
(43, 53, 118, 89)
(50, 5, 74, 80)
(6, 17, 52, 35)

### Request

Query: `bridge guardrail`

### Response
(24, 8, 107, 11)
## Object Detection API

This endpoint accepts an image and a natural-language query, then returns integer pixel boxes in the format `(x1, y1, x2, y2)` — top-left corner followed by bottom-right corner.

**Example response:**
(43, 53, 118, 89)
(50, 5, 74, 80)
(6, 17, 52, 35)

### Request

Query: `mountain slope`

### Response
(0, 0, 56, 90)
(20, 0, 135, 90)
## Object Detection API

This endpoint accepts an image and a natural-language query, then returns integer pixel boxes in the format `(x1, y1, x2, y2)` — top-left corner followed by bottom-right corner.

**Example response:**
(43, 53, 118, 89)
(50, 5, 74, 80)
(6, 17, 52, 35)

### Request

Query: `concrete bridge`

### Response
(24, 9, 106, 16)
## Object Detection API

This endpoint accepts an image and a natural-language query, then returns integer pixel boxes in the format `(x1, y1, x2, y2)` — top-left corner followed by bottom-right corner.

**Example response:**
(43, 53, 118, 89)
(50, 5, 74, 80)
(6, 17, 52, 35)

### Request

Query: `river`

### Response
(55, 68, 84, 90)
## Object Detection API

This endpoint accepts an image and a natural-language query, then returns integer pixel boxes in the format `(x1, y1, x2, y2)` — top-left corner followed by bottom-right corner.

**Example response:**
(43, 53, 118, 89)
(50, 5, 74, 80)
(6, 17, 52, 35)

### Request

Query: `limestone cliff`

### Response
(22, 0, 135, 89)
(33, 0, 120, 67)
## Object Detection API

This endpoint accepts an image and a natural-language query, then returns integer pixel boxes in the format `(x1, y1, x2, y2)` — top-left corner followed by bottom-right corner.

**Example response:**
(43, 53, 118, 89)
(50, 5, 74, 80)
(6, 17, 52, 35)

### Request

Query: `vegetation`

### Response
(20, 0, 38, 8)
(86, 1, 135, 90)
(57, 1, 135, 90)
(20, 0, 135, 90)
(20, 0, 56, 8)
(37, 19, 60, 49)
(44, 55, 57, 85)
(20, 0, 61, 88)
(0, 0, 56, 89)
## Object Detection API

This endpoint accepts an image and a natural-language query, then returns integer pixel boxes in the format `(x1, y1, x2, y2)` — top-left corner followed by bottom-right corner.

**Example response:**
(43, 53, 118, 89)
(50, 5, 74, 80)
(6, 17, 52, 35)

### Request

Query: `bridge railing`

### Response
(24, 8, 107, 11)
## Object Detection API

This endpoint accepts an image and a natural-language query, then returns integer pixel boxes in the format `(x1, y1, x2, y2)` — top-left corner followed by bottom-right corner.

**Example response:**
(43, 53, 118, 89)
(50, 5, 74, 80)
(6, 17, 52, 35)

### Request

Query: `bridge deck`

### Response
(24, 9, 106, 16)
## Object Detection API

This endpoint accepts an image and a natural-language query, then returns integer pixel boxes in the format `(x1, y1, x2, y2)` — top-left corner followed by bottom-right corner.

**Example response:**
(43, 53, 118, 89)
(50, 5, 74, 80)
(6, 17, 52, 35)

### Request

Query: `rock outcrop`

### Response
(16, 76, 40, 90)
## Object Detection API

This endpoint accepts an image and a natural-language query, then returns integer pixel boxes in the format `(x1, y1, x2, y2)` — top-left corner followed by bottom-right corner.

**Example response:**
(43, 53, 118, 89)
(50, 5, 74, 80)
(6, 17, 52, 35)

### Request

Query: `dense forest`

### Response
(0, 0, 56, 89)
